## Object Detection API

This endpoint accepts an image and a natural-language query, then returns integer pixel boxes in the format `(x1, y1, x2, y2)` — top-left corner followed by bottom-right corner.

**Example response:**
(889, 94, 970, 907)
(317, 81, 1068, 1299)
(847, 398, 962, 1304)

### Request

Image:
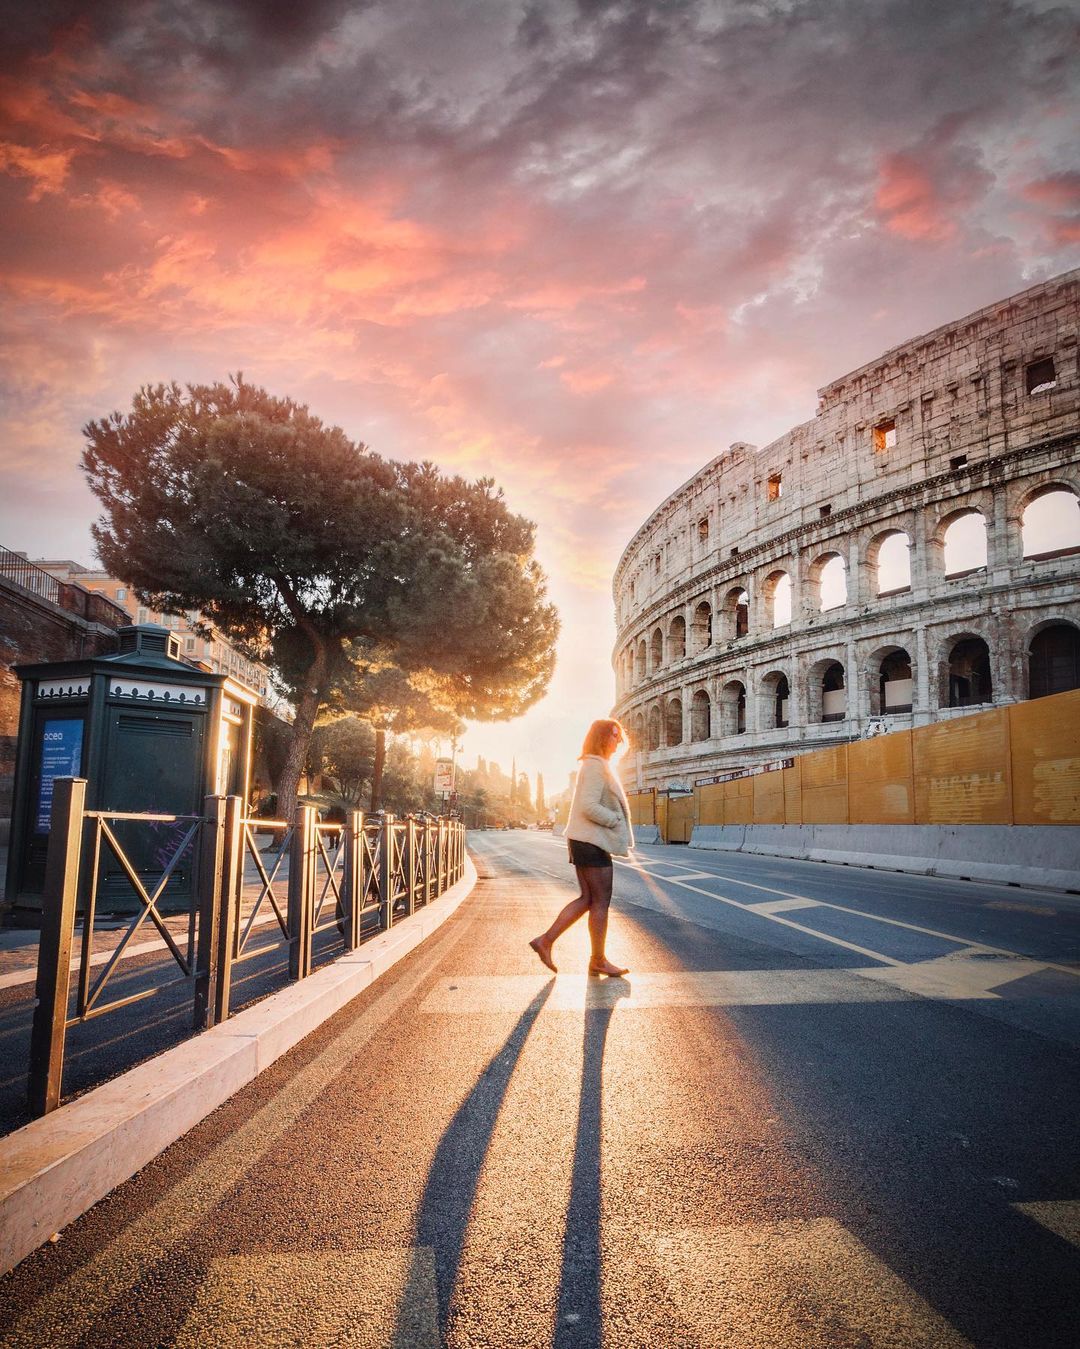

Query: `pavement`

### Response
(1, 832, 1079, 1347)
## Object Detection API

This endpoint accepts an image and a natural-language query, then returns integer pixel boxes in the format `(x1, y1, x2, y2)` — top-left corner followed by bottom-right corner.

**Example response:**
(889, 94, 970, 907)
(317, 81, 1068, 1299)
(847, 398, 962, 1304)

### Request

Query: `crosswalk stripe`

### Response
(1013, 1201, 1080, 1249)
(652, 1218, 973, 1348)
(744, 897, 822, 914)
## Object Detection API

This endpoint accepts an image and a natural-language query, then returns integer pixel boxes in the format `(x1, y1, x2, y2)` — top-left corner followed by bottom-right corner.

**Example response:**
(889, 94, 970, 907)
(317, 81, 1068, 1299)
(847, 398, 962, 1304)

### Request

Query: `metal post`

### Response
(421, 819, 433, 906)
(288, 804, 315, 980)
(28, 777, 85, 1116)
(194, 796, 226, 1030)
(437, 819, 448, 895)
(379, 813, 395, 931)
(214, 795, 242, 1024)
(343, 810, 363, 951)
(404, 816, 417, 918)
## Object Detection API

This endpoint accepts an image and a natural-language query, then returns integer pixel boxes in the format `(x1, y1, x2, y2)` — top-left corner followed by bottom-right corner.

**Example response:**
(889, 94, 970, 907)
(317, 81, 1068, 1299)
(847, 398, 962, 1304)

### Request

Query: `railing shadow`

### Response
(391, 980, 555, 1346)
(553, 977, 632, 1349)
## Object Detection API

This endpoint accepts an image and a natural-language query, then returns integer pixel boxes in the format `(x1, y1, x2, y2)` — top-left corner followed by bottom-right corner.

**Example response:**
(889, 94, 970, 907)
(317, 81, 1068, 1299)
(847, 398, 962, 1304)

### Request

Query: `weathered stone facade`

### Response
(613, 270, 1080, 790)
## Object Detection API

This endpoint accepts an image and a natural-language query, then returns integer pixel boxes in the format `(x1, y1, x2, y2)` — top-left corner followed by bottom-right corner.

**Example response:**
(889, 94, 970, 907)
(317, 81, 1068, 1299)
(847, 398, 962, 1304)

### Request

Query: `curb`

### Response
(0, 856, 477, 1276)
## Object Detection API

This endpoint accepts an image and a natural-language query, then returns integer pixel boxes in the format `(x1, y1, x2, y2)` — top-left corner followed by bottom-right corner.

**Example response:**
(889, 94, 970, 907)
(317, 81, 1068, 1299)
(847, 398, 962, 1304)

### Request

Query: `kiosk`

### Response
(5, 624, 257, 913)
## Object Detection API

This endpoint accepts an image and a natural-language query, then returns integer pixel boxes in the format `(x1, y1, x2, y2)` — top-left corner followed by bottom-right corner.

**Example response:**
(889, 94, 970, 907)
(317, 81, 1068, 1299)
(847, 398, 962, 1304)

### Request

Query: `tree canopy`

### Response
(83, 377, 559, 816)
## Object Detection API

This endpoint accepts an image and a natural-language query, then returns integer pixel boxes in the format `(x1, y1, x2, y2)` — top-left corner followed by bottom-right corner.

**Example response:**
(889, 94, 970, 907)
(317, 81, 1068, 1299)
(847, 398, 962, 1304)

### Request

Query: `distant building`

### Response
(32, 561, 273, 703)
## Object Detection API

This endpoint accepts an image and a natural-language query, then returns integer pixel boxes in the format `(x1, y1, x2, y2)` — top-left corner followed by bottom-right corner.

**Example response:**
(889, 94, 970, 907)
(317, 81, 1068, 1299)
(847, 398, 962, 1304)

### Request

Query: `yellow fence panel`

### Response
(1009, 688, 1080, 825)
(656, 794, 669, 840)
(800, 744, 848, 823)
(849, 732, 914, 824)
(753, 771, 785, 824)
(783, 762, 802, 824)
(696, 783, 724, 826)
(724, 776, 754, 825)
(626, 789, 656, 827)
(912, 708, 1012, 825)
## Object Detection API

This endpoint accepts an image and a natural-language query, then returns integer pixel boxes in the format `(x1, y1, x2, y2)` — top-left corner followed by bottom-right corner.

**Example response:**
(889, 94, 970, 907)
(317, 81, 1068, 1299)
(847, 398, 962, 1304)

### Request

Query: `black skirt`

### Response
(568, 838, 612, 868)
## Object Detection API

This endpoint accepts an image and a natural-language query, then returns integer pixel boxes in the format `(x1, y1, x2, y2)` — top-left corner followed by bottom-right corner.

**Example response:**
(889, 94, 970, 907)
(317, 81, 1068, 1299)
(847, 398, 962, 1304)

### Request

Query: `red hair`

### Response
(579, 718, 627, 758)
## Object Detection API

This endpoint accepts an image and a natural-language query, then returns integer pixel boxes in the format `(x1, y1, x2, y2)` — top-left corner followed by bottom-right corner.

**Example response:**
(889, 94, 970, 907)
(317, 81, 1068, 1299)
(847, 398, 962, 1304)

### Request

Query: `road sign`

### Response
(434, 758, 455, 796)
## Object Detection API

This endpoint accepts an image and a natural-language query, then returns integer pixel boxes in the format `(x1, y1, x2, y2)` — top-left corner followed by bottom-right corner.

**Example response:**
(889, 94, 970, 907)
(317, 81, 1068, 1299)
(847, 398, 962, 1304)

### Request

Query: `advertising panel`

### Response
(36, 719, 84, 832)
(434, 757, 455, 796)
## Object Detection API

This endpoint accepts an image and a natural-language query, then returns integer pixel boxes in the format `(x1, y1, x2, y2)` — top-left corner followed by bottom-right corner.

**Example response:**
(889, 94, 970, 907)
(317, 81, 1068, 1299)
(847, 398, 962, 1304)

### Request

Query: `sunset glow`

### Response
(2, 1, 1078, 784)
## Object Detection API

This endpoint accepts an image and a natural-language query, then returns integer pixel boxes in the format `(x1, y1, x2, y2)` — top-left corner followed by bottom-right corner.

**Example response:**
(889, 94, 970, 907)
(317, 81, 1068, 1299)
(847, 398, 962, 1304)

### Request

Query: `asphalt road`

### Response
(1, 834, 1078, 1347)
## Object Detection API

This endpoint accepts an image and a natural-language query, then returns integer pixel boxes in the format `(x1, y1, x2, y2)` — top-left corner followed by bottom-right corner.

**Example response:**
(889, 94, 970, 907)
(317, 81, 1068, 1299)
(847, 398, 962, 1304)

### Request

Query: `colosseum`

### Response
(612, 268, 1080, 792)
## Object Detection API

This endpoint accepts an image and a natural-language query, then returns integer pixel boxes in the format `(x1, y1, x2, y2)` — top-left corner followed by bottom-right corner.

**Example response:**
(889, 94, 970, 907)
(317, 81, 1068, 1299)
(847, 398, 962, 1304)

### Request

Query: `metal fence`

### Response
(28, 778, 466, 1116)
(0, 545, 60, 605)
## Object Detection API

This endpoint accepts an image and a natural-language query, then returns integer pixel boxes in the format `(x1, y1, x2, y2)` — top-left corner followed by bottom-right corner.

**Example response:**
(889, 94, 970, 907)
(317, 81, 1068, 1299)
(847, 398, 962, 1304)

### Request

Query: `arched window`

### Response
(1029, 624, 1080, 699)
(774, 674, 790, 728)
(665, 697, 683, 746)
(1022, 489, 1080, 559)
(636, 640, 647, 682)
(724, 586, 749, 639)
(691, 601, 712, 652)
(943, 511, 987, 577)
(721, 680, 747, 735)
(822, 663, 846, 722)
(875, 531, 911, 594)
(648, 704, 662, 751)
(818, 555, 847, 611)
(691, 689, 711, 741)
(880, 649, 913, 713)
(650, 628, 664, 673)
(766, 571, 792, 627)
(668, 615, 686, 660)
(947, 638, 992, 707)
(633, 711, 646, 750)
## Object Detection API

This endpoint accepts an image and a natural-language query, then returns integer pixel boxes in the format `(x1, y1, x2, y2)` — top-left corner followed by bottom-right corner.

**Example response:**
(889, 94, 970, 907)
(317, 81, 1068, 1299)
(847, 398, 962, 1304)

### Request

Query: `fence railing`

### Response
(28, 779, 467, 1116)
(0, 544, 60, 605)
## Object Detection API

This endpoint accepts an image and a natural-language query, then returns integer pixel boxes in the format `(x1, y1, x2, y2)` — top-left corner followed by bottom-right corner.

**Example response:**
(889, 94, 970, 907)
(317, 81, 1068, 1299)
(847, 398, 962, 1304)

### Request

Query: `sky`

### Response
(1, 0, 1078, 792)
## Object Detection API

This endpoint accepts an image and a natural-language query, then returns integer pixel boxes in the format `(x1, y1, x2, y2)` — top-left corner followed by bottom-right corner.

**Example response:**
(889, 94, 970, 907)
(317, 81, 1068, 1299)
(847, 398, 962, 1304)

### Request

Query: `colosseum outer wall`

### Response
(613, 269, 1080, 791)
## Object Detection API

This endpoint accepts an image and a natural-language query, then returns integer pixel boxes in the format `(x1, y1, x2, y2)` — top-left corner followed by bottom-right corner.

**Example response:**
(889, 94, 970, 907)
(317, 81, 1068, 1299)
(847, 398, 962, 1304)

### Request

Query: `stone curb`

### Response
(0, 856, 477, 1276)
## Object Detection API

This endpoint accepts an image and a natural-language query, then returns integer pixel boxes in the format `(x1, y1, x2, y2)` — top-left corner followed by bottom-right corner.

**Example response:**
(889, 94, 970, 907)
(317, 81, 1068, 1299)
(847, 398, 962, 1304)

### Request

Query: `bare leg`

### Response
(585, 867, 628, 976)
(529, 868, 591, 972)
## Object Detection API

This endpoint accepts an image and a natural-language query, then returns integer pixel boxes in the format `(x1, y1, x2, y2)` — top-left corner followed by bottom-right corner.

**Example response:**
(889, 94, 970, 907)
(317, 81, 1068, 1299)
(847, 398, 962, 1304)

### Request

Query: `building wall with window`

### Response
(613, 269, 1080, 790)
(30, 563, 273, 704)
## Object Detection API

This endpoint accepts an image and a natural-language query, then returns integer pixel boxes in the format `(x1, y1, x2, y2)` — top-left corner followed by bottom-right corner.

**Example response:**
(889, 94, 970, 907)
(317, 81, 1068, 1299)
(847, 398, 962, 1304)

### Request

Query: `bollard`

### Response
(194, 796, 227, 1030)
(27, 777, 86, 1117)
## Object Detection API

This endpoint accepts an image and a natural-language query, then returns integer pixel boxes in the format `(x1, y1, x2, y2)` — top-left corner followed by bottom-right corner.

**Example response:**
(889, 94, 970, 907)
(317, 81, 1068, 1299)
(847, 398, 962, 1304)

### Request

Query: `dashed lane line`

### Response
(0, 915, 477, 1349)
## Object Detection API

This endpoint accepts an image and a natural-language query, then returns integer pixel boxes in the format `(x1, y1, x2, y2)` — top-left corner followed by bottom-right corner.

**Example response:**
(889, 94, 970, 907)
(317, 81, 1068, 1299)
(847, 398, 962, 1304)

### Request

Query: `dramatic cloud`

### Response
(1, 0, 1078, 777)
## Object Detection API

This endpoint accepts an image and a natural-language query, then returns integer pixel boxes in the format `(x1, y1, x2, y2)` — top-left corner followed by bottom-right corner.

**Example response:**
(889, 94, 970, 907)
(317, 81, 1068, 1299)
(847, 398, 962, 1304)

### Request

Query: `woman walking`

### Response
(529, 718, 633, 976)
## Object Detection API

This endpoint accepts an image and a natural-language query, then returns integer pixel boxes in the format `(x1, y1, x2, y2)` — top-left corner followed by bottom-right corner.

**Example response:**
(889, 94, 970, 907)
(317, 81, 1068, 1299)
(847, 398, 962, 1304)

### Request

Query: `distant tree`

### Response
(517, 772, 532, 812)
(82, 378, 559, 819)
(536, 771, 545, 814)
(309, 717, 376, 805)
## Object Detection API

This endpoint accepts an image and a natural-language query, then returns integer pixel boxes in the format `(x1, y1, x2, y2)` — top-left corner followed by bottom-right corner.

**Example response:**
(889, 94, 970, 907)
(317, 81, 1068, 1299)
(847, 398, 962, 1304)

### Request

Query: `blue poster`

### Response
(36, 719, 84, 832)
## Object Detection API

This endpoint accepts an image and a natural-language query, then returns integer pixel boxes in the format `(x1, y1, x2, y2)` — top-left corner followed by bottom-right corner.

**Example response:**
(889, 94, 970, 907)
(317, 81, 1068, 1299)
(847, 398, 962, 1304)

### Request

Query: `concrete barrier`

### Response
(689, 824, 1080, 891)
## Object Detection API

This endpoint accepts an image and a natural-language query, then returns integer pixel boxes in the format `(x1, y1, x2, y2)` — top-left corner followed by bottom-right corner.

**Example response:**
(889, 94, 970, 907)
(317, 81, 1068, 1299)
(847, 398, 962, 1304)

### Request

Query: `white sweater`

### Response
(566, 755, 634, 856)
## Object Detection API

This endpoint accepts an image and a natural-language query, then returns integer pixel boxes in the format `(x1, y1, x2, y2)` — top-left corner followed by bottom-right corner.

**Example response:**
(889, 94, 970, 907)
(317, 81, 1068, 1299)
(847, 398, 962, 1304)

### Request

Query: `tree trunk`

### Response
(276, 648, 326, 823)
(370, 727, 386, 812)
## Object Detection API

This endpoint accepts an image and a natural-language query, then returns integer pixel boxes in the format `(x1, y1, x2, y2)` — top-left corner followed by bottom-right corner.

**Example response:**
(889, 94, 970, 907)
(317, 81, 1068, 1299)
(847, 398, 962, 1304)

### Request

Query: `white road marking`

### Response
(421, 956, 1047, 1014)
(744, 897, 822, 914)
(174, 1249, 438, 1349)
(1013, 1200, 1080, 1249)
(653, 1217, 974, 1348)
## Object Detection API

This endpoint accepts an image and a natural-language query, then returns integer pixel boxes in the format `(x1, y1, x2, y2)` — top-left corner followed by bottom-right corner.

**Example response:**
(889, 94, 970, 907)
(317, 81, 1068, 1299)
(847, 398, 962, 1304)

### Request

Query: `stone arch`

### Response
(648, 703, 662, 751)
(763, 570, 792, 627)
(866, 528, 912, 595)
(668, 614, 687, 661)
(691, 601, 713, 653)
(1018, 482, 1080, 560)
(807, 550, 848, 612)
(942, 633, 993, 708)
(665, 696, 683, 746)
(760, 669, 791, 729)
(719, 679, 747, 735)
(650, 626, 664, 673)
(633, 710, 646, 751)
(690, 688, 711, 741)
(868, 644, 914, 715)
(723, 585, 750, 639)
(806, 655, 846, 723)
(932, 506, 988, 578)
(1027, 620, 1080, 699)
(635, 639, 647, 683)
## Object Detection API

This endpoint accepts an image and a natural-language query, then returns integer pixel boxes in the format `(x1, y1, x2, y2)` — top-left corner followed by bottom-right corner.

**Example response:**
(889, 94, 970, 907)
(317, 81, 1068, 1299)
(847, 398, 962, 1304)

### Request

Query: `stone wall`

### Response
(613, 269, 1080, 790)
